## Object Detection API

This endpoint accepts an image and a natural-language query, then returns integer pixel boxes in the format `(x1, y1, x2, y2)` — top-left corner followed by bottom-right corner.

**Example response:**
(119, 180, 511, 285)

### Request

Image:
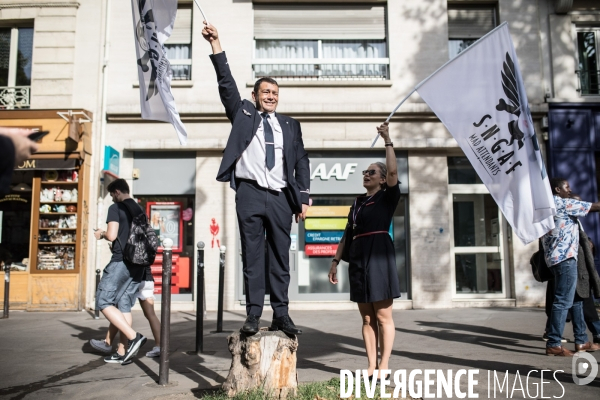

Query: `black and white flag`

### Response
(416, 23, 554, 244)
(131, 0, 187, 145)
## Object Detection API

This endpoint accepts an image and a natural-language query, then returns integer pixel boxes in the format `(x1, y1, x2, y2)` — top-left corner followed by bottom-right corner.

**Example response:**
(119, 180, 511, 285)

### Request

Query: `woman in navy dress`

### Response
(328, 122, 401, 379)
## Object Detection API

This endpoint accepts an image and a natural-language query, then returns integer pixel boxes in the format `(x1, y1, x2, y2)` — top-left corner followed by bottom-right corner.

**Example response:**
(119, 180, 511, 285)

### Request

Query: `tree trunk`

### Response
(223, 329, 298, 398)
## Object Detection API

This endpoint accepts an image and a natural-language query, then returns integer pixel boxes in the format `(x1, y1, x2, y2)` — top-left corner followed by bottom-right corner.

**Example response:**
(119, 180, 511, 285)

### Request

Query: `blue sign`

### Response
(305, 230, 344, 244)
(103, 146, 120, 176)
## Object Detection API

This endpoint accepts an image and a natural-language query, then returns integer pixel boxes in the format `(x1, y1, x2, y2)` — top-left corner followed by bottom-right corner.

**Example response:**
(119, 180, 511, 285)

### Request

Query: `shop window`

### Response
(0, 26, 33, 109)
(447, 4, 497, 59)
(165, 5, 192, 80)
(253, 5, 389, 80)
(0, 171, 34, 272)
(135, 195, 195, 298)
(298, 195, 408, 296)
(576, 28, 600, 95)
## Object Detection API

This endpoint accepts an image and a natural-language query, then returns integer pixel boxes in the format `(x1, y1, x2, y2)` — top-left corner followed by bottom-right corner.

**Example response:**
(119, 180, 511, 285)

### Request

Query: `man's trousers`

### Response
(236, 179, 293, 318)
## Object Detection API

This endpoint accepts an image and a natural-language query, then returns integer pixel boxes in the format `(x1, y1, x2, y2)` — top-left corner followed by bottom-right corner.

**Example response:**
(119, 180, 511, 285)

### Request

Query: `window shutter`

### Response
(167, 8, 192, 44)
(254, 5, 386, 40)
(448, 8, 496, 39)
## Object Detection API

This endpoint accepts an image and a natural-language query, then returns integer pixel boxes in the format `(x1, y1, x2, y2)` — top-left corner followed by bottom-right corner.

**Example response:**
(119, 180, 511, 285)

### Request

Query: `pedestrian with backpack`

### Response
(93, 178, 158, 364)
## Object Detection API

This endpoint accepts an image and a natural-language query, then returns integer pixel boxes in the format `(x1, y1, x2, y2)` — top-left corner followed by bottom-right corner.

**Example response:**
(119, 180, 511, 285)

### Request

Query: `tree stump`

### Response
(223, 328, 298, 398)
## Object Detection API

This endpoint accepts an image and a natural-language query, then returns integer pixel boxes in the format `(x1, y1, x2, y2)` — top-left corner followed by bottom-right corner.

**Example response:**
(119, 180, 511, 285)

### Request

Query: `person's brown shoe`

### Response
(575, 342, 600, 352)
(546, 346, 575, 356)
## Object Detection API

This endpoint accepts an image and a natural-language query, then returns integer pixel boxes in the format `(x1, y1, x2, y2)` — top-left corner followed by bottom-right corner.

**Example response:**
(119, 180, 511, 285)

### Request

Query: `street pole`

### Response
(3, 264, 9, 319)
(196, 241, 205, 354)
(94, 269, 101, 319)
(216, 245, 226, 333)
(159, 238, 173, 386)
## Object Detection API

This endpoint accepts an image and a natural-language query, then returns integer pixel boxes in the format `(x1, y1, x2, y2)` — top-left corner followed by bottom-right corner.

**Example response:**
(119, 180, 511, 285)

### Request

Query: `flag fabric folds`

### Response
(130, 0, 188, 145)
(416, 22, 554, 244)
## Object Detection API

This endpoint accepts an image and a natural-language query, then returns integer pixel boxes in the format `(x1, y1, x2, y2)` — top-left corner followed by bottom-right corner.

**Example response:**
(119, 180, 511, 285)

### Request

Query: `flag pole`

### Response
(370, 88, 417, 148)
(193, 0, 209, 24)
(371, 21, 509, 148)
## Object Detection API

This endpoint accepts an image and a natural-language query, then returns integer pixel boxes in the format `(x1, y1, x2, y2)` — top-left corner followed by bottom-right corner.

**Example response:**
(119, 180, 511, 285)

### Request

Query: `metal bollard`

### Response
(94, 269, 101, 319)
(196, 241, 205, 354)
(3, 264, 9, 319)
(159, 238, 173, 386)
(216, 245, 226, 333)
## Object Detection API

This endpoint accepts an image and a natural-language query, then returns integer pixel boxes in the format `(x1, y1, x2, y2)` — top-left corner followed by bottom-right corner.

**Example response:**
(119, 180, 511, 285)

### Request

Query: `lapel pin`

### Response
(243, 109, 252, 116)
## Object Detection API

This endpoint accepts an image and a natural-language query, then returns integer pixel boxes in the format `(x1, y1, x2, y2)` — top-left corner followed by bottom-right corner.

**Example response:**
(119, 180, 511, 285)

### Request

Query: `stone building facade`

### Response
(2, 0, 599, 312)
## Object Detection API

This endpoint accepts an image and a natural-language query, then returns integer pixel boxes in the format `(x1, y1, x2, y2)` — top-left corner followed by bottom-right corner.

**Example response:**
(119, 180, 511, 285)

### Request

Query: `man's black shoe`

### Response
(122, 332, 147, 363)
(241, 314, 260, 334)
(270, 315, 302, 335)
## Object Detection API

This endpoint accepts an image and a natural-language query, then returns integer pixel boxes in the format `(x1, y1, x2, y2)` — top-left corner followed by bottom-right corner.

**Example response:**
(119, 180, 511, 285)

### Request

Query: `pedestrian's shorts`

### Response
(95, 261, 141, 313)
(137, 281, 155, 301)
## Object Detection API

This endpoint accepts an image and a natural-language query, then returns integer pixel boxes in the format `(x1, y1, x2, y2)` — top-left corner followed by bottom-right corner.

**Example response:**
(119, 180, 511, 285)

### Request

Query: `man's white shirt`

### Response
(235, 111, 286, 191)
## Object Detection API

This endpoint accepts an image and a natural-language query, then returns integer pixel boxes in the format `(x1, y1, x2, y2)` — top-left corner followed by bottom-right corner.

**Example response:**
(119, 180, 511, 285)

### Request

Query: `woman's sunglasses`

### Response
(362, 169, 377, 176)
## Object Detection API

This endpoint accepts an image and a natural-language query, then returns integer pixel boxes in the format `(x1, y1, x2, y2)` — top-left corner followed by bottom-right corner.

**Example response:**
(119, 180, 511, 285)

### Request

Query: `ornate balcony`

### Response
(0, 86, 31, 109)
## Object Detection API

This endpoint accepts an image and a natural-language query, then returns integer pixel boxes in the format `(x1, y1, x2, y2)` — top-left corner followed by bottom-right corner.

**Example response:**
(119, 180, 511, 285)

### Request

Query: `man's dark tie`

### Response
(261, 112, 275, 170)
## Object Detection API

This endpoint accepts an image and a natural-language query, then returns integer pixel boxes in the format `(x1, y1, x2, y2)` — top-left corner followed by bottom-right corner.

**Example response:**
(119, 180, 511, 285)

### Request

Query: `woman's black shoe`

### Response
(241, 314, 260, 334)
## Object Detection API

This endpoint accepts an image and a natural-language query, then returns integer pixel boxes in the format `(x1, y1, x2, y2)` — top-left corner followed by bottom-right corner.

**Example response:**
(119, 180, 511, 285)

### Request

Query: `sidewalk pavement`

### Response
(0, 307, 599, 400)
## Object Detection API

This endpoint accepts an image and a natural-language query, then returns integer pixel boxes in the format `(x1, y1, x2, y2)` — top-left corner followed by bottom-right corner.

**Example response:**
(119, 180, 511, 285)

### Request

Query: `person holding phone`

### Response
(328, 122, 401, 381)
(0, 127, 39, 194)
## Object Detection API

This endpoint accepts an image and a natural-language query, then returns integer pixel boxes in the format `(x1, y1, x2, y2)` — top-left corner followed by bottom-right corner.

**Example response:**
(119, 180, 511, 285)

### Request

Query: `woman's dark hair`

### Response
(106, 178, 130, 194)
(253, 77, 279, 95)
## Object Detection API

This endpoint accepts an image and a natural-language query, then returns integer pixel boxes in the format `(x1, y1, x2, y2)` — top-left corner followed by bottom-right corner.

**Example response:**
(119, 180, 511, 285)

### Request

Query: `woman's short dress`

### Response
(347, 182, 401, 303)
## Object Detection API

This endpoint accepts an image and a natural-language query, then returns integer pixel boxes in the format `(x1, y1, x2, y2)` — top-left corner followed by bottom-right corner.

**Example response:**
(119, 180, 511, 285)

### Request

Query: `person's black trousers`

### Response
(582, 294, 600, 337)
(236, 179, 293, 318)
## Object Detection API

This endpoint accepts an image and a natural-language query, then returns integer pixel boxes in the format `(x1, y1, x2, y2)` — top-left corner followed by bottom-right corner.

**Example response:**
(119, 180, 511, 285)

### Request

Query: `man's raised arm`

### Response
(202, 21, 242, 122)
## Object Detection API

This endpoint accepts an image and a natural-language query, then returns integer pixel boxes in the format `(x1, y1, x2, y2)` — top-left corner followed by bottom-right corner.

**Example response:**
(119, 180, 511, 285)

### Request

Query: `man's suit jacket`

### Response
(209, 52, 310, 213)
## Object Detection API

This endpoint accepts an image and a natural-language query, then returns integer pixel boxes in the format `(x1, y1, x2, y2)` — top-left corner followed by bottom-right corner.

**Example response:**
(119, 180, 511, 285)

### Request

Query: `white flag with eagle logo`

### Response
(130, 0, 188, 145)
(416, 22, 554, 244)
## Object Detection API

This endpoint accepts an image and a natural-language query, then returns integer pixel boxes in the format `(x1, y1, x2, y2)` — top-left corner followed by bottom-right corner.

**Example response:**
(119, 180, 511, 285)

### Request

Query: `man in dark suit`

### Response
(202, 22, 309, 335)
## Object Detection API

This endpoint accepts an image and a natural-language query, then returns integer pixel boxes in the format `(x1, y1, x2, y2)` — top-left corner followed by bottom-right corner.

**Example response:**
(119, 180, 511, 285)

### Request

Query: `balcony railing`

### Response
(253, 59, 389, 81)
(576, 70, 600, 95)
(0, 86, 31, 109)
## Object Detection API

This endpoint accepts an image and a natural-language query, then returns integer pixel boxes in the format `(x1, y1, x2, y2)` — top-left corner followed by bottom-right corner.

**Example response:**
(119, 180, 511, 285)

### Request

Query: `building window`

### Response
(165, 6, 192, 80)
(0, 26, 33, 109)
(447, 4, 497, 59)
(448, 157, 507, 297)
(448, 156, 483, 184)
(576, 28, 600, 95)
(253, 5, 388, 80)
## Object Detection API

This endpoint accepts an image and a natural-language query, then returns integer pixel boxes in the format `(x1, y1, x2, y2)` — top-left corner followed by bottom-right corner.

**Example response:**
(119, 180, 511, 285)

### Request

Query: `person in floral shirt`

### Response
(542, 177, 600, 356)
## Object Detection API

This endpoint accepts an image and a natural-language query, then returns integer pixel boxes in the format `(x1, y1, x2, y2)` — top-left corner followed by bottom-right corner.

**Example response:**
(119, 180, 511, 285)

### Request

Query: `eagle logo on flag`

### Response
(134, 0, 159, 101)
(495, 52, 547, 180)
(495, 52, 525, 151)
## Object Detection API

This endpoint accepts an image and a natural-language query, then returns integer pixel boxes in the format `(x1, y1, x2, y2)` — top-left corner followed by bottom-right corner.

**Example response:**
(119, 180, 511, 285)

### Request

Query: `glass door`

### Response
(450, 189, 507, 297)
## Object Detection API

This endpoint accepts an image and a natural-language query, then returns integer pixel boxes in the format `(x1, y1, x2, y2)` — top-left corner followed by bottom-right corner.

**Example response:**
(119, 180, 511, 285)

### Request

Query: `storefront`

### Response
(0, 110, 92, 311)
(132, 152, 197, 301)
(235, 151, 410, 304)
